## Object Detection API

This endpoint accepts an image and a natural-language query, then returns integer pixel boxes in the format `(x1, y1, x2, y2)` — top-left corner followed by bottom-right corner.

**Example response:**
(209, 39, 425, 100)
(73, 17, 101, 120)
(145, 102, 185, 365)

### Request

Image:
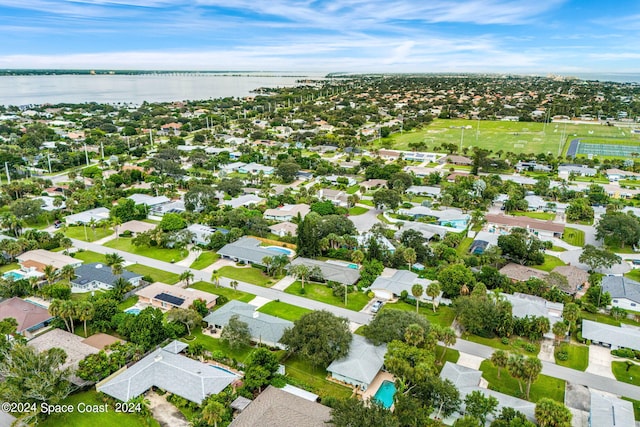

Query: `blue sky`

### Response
(0, 0, 639, 73)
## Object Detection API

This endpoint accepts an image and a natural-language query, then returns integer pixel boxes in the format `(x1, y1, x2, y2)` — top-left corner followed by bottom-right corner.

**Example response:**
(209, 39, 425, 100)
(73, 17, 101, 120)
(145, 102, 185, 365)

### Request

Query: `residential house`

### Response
(159, 122, 182, 136)
(601, 275, 640, 311)
(606, 168, 640, 182)
(485, 213, 565, 239)
(268, 221, 298, 237)
(551, 265, 589, 296)
(355, 232, 396, 254)
(360, 179, 387, 191)
(318, 188, 349, 207)
(589, 389, 635, 427)
(17, 249, 82, 274)
(515, 161, 552, 173)
(151, 200, 186, 216)
(187, 223, 216, 246)
(468, 231, 499, 255)
(220, 161, 247, 173)
(0, 297, 52, 336)
(406, 185, 441, 198)
(64, 207, 110, 225)
(524, 195, 567, 212)
(327, 335, 387, 391)
(204, 300, 292, 349)
(438, 155, 473, 166)
(218, 237, 291, 266)
(238, 163, 274, 175)
(71, 263, 143, 292)
(499, 263, 548, 283)
(97, 341, 236, 404)
(288, 258, 360, 286)
(502, 292, 564, 339)
(324, 175, 356, 187)
(222, 194, 265, 209)
(136, 283, 217, 311)
(440, 362, 536, 424)
(558, 164, 597, 178)
(263, 204, 311, 221)
(127, 194, 170, 208)
(119, 220, 156, 235)
(395, 221, 456, 240)
(397, 206, 469, 229)
(581, 319, 640, 351)
(229, 386, 331, 427)
(370, 270, 436, 302)
(36, 196, 66, 211)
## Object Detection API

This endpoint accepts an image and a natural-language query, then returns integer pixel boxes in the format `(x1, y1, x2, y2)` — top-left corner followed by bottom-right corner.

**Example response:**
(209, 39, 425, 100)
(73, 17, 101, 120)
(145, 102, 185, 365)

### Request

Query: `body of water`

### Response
(0, 72, 325, 106)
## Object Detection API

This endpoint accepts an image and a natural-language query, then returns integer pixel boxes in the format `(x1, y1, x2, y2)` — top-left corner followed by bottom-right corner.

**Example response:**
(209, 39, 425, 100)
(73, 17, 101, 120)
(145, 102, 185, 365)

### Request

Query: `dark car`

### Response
(54, 220, 63, 229)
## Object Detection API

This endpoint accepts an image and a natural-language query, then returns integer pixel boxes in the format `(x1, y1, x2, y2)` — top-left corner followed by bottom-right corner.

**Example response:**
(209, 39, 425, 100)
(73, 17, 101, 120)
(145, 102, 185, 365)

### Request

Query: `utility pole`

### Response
(4, 162, 10, 184)
(83, 143, 89, 166)
(460, 127, 465, 153)
(47, 153, 52, 174)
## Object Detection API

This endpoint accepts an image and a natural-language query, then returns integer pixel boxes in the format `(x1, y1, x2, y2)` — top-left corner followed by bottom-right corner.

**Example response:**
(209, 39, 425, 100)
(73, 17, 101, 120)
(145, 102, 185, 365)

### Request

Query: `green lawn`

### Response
(125, 264, 180, 285)
(562, 227, 585, 247)
(0, 262, 19, 273)
(480, 360, 565, 403)
(118, 296, 138, 311)
(283, 354, 353, 400)
(186, 326, 255, 363)
(39, 390, 160, 427)
(550, 245, 567, 252)
(513, 211, 556, 221)
(554, 342, 589, 371)
(218, 265, 275, 287)
(285, 281, 371, 311)
(64, 225, 114, 243)
(103, 238, 186, 262)
(533, 254, 567, 272)
(348, 206, 368, 216)
(359, 199, 374, 207)
(625, 269, 640, 282)
(462, 334, 540, 355)
(190, 251, 219, 270)
(622, 397, 640, 421)
(346, 184, 360, 194)
(612, 361, 640, 386)
(72, 250, 107, 264)
(456, 237, 474, 256)
(258, 301, 312, 321)
(380, 301, 457, 327)
(190, 281, 255, 303)
(436, 346, 460, 372)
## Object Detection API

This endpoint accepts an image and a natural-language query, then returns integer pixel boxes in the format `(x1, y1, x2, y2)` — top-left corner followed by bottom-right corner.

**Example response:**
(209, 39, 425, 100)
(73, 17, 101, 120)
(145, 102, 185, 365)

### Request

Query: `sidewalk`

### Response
(175, 246, 199, 267)
(271, 275, 296, 291)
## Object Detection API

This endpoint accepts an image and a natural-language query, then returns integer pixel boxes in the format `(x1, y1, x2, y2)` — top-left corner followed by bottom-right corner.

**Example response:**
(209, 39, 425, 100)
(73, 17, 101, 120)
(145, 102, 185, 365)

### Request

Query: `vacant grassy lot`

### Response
(380, 302, 457, 327)
(65, 225, 113, 242)
(513, 211, 556, 221)
(190, 281, 255, 303)
(480, 360, 565, 403)
(72, 250, 106, 264)
(39, 390, 160, 427)
(258, 301, 312, 321)
(285, 281, 371, 311)
(190, 251, 219, 270)
(555, 343, 589, 371)
(349, 206, 369, 216)
(103, 238, 186, 262)
(612, 361, 640, 386)
(463, 334, 540, 355)
(562, 227, 585, 247)
(218, 265, 274, 287)
(533, 254, 567, 272)
(126, 264, 180, 285)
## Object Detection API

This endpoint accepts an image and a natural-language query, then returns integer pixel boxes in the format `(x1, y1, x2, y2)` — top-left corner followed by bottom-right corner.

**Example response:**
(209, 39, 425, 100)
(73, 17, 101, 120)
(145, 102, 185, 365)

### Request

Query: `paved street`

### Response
(72, 238, 640, 399)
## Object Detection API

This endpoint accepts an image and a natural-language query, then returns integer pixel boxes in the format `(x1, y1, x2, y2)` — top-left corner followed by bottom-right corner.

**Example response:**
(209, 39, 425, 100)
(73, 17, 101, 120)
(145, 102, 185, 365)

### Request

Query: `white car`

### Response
(371, 300, 383, 313)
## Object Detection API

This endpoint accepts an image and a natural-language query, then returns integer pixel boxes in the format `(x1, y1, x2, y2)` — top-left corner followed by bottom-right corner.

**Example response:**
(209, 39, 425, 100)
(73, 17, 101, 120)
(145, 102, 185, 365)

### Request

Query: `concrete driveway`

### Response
(147, 390, 190, 427)
(350, 206, 382, 233)
(585, 344, 615, 379)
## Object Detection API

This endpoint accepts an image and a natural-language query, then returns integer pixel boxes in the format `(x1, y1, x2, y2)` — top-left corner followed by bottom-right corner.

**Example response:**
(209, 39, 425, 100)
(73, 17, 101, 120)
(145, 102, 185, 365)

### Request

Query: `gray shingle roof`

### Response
(217, 237, 281, 265)
(327, 335, 386, 387)
(203, 300, 293, 346)
(602, 275, 640, 304)
(370, 270, 432, 298)
(230, 386, 331, 427)
(71, 263, 141, 288)
(581, 319, 640, 351)
(590, 390, 635, 427)
(288, 257, 360, 286)
(97, 345, 236, 404)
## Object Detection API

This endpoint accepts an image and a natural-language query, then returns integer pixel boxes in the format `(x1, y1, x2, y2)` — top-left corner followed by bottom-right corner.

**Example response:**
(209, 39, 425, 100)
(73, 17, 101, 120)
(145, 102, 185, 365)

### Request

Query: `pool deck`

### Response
(361, 371, 395, 401)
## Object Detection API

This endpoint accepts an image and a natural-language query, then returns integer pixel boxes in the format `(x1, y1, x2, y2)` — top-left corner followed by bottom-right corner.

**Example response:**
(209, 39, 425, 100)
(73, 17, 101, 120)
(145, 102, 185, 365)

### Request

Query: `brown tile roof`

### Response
(552, 265, 589, 294)
(485, 214, 565, 233)
(230, 386, 332, 427)
(0, 297, 52, 333)
(20, 260, 47, 273)
(499, 263, 548, 282)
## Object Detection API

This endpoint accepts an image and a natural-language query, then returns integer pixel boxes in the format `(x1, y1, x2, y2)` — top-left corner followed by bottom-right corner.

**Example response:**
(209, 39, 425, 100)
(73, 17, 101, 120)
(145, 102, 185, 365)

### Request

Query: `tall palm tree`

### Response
(426, 282, 441, 312)
(49, 299, 70, 332)
(180, 270, 194, 287)
(105, 252, 125, 276)
(411, 284, 424, 313)
(439, 327, 457, 363)
(43, 265, 58, 286)
(491, 350, 509, 379)
(202, 400, 225, 427)
(404, 247, 417, 271)
(111, 216, 122, 239)
(211, 270, 220, 287)
(59, 264, 76, 283)
(78, 301, 94, 337)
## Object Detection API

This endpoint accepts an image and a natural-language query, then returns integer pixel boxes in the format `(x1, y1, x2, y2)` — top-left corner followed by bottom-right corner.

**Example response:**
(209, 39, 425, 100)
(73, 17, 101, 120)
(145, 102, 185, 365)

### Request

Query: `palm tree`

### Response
(552, 321, 569, 345)
(59, 237, 72, 254)
(411, 284, 423, 313)
(49, 299, 70, 332)
(523, 356, 542, 400)
(202, 399, 225, 427)
(230, 280, 238, 290)
(211, 270, 220, 287)
(491, 350, 509, 379)
(58, 264, 76, 283)
(351, 249, 364, 265)
(43, 265, 58, 285)
(180, 270, 194, 287)
(61, 300, 76, 334)
(105, 253, 125, 276)
(507, 354, 525, 394)
(404, 247, 417, 271)
(438, 327, 457, 363)
(78, 301, 94, 337)
(562, 303, 579, 334)
(426, 281, 441, 312)
(88, 218, 98, 241)
(112, 216, 123, 239)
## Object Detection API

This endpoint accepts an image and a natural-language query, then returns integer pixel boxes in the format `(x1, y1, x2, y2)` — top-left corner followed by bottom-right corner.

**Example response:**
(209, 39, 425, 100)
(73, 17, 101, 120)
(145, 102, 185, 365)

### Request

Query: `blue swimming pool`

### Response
(347, 263, 358, 269)
(210, 365, 239, 376)
(125, 308, 141, 315)
(373, 380, 396, 409)
(265, 246, 294, 256)
(3, 271, 25, 280)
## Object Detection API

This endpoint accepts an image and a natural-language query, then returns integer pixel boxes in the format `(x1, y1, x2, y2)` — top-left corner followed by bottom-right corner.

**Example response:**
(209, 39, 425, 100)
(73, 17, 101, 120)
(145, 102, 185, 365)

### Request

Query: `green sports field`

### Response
(380, 118, 640, 157)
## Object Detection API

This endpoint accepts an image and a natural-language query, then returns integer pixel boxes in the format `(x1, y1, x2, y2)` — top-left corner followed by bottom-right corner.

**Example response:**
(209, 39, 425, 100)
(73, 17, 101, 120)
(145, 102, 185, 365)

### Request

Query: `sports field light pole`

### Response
(459, 126, 465, 153)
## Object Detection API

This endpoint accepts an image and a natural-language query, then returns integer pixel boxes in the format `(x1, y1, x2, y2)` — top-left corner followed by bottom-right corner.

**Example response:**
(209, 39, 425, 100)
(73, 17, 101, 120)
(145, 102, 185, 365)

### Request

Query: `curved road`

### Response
(71, 238, 640, 400)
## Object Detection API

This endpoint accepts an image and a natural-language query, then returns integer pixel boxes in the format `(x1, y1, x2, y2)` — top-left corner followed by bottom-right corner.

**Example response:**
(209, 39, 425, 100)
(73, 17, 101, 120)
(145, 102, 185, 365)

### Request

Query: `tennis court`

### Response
(569, 138, 640, 158)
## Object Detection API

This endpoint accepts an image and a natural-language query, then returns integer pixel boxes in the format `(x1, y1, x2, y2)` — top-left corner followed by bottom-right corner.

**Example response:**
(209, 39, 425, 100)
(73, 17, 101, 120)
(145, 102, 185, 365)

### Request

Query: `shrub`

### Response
(523, 343, 537, 353)
(583, 303, 598, 313)
(555, 350, 569, 361)
(501, 337, 510, 345)
(216, 295, 228, 305)
(612, 348, 636, 359)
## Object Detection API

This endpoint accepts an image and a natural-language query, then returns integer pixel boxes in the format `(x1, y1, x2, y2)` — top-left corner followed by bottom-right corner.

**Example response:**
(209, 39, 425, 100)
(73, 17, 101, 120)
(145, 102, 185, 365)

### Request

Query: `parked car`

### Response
(371, 300, 383, 313)
(54, 220, 63, 229)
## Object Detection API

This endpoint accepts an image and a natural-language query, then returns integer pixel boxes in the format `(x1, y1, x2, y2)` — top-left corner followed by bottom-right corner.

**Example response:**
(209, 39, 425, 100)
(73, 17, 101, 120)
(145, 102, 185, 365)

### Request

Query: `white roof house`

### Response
(187, 223, 216, 245)
(263, 204, 310, 221)
(327, 335, 386, 391)
(589, 390, 635, 427)
(128, 194, 170, 207)
(581, 319, 640, 351)
(64, 207, 110, 225)
(370, 270, 435, 301)
(222, 194, 265, 209)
